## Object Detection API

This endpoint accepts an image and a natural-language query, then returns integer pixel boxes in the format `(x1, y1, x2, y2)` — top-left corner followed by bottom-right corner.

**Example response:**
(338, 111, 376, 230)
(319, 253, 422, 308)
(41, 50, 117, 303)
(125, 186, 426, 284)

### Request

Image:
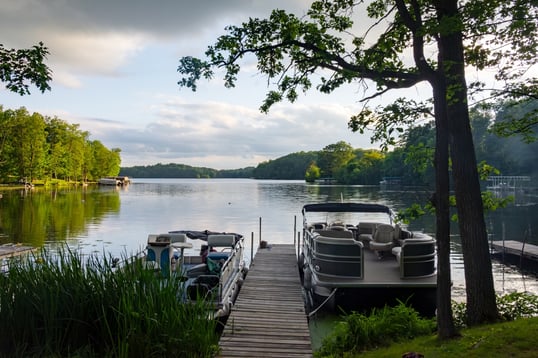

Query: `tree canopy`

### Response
(0, 106, 121, 183)
(0, 42, 52, 95)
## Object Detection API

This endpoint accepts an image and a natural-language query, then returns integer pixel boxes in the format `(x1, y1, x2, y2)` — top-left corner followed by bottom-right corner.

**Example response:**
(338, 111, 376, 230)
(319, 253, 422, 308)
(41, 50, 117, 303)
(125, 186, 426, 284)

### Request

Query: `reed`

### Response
(0, 246, 219, 357)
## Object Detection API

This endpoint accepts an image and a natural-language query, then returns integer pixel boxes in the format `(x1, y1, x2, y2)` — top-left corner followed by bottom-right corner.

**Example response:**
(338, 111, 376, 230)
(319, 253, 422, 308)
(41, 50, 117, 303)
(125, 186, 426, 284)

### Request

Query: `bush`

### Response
(315, 302, 436, 357)
(452, 292, 538, 328)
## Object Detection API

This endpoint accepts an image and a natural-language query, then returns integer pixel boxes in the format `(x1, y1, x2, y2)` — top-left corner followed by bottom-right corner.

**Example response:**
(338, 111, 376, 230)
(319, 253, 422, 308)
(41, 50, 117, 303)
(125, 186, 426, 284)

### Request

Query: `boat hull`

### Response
(305, 280, 437, 316)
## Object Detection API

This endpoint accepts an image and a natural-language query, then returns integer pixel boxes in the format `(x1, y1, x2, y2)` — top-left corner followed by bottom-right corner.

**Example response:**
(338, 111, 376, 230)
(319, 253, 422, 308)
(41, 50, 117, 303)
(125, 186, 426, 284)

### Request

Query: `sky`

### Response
(0, 0, 428, 170)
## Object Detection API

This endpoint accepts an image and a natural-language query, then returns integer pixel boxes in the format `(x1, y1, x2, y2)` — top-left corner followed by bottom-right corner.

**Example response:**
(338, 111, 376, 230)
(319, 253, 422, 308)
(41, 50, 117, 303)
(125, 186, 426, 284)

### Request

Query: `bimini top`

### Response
(302, 202, 393, 215)
(168, 229, 243, 243)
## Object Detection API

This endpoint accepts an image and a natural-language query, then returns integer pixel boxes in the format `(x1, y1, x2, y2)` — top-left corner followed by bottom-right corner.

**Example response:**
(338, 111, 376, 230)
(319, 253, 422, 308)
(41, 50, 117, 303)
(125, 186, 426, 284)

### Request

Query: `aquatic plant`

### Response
(0, 246, 219, 357)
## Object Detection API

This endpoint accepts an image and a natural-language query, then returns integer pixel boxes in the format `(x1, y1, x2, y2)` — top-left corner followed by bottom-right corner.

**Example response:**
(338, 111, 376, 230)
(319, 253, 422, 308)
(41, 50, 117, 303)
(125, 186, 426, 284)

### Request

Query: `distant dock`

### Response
(0, 243, 35, 260)
(491, 240, 538, 271)
(217, 244, 312, 357)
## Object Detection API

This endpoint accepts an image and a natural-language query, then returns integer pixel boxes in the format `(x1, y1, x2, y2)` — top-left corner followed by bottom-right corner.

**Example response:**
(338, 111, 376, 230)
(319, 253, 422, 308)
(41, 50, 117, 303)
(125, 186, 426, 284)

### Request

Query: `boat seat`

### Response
(314, 229, 354, 239)
(369, 224, 395, 254)
(207, 252, 230, 262)
(328, 222, 346, 231)
(207, 234, 235, 248)
(357, 222, 379, 247)
(312, 236, 364, 279)
(186, 263, 208, 278)
(392, 235, 436, 278)
(308, 222, 327, 231)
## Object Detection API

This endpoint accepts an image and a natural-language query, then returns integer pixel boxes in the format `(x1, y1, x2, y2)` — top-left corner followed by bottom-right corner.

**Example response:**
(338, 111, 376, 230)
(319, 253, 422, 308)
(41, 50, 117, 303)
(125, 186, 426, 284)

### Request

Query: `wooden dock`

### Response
(217, 244, 312, 357)
(491, 240, 538, 261)
(490, 240, 538, 272)
(0, 243, 35, 259)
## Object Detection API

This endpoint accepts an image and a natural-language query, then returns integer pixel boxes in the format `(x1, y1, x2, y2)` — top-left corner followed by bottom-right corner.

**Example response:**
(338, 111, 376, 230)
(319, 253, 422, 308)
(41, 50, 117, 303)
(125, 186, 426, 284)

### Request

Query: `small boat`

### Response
(144, 230, 247, 319)
(300, 202, 437, 315)
(98, 177, 130, 186)
(98, 177, 120, 186)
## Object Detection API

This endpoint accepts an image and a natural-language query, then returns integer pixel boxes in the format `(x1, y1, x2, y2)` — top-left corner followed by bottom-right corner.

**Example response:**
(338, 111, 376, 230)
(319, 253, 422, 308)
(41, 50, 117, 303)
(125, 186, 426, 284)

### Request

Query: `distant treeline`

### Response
(119, 153, 317, 180)
(119, 163, 255, 179)
(121, 103, 538, 186)
(0, 106, 121, 183)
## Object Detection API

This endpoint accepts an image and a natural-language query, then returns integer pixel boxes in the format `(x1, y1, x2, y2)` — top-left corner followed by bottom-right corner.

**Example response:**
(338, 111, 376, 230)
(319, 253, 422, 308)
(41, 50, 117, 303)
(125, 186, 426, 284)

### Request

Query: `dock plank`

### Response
(218, 244, 312, 357)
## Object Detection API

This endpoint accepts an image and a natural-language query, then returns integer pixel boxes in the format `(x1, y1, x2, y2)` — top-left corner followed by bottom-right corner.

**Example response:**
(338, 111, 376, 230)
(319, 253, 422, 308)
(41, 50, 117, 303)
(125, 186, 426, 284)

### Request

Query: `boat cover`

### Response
(168, 229, 243, 243)
(302, 202, 393, 215)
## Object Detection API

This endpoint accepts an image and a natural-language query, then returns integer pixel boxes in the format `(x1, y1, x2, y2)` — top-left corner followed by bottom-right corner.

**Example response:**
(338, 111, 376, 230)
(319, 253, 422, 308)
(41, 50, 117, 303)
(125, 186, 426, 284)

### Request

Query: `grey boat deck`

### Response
(360, 248, 437, 287)
(217, 244, 312, 358)
(491, 240, 538, 261)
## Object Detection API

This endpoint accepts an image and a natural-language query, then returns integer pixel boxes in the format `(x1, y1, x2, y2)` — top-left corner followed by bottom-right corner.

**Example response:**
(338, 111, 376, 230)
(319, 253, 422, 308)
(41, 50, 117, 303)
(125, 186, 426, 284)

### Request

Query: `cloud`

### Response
(0, 0, 315, 92)
(70, 97, 374, 169)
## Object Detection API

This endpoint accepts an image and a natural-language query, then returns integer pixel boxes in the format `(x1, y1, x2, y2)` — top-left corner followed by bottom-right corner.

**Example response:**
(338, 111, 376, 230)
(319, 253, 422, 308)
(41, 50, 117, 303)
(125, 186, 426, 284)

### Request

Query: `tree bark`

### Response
(431, 73, 457, 338)
(435, 0, 499, 326)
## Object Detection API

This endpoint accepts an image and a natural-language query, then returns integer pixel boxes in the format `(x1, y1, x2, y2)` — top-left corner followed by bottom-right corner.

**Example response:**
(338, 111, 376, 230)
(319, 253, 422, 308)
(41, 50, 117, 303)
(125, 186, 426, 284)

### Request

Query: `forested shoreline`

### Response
(2, 102, 536, 187)
(0, 106, 121, 184)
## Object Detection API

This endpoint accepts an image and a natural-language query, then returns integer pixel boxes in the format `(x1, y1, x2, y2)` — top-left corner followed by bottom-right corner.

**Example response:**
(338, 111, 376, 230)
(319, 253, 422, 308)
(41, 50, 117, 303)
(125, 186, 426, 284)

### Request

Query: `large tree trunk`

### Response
(436, 0, 499, 325)
(431, 75, 457, 338)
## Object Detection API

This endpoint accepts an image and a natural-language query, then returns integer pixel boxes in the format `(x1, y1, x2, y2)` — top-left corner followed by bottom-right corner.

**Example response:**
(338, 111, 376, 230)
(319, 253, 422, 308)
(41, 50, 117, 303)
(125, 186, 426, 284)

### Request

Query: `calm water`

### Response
(1, 178, 538, 300)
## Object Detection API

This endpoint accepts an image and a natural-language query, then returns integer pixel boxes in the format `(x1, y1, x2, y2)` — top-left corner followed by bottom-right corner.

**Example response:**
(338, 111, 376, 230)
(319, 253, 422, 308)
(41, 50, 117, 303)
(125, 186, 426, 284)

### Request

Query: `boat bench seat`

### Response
(207, 234, 236, 248)
(207, 252, 230, 262)
(313, 236, 364, 279)
(392, 235, 436, 278)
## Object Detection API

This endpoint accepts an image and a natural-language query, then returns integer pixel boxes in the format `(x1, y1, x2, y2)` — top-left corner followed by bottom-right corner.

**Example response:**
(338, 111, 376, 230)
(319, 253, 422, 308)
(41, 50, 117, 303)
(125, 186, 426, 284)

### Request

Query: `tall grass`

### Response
(0, 246, 219, 357)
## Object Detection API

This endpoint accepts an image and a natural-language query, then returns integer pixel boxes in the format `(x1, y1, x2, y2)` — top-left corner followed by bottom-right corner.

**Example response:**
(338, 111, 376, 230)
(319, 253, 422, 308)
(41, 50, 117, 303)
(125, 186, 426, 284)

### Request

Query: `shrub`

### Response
(452, 292, 538, 328)
(315, 302, 436, 357)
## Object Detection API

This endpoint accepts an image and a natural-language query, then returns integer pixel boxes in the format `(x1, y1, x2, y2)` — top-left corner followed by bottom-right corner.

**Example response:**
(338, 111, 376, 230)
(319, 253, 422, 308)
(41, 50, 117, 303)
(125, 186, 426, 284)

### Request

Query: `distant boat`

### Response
(314, 177, 337, 185)
(379, 176, 402, 186)
(98, 176, 131, 186)
(98, 178, 120, 186)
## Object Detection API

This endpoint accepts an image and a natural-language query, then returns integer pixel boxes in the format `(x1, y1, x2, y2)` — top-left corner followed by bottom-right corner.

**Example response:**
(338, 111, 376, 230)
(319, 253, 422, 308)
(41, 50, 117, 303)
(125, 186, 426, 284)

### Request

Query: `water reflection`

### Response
(0, 187, 120, 247)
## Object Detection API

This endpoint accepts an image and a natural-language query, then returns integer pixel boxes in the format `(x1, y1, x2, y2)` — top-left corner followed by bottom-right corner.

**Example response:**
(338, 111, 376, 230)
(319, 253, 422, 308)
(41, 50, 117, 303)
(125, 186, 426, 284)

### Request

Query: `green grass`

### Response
(0, 246, 219, 357)
(316, 293, 538, 358)
(356, 317, 538, 358)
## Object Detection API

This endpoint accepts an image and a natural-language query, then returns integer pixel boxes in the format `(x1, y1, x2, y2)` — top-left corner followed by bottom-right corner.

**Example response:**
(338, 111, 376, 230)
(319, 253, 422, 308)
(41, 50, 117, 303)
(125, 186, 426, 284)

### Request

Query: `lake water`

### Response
(2, 178, 538, 331)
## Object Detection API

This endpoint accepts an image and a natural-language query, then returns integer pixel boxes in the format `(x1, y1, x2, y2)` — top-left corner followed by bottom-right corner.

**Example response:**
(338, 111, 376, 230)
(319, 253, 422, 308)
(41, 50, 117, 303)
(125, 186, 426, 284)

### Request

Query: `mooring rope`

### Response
(308, 288, 337, 317)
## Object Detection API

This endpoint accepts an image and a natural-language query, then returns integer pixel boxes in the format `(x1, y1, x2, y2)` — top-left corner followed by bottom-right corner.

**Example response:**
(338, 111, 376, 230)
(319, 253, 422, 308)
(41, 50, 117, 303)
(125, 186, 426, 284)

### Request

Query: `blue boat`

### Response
(144, 230, 247, 319)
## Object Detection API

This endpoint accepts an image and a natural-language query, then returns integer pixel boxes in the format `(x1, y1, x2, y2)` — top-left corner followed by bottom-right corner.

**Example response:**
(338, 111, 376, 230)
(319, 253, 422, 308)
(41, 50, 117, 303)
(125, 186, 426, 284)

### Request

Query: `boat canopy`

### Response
(168, 229, 243, 243)
(302, 202, 393, 215)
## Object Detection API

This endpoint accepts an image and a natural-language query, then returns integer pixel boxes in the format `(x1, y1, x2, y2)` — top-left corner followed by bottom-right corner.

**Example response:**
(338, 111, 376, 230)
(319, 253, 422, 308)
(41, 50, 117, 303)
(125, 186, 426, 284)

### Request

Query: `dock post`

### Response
(297, 231, 301, 260)
(251, 232, 254, 263)
(294, 215, 297, 245)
